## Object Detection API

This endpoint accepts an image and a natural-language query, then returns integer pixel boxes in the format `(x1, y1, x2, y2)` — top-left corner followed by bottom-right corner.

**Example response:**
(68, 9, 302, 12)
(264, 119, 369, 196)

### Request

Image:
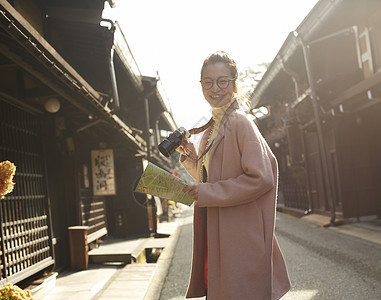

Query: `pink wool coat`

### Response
(182, 103, 290, 300)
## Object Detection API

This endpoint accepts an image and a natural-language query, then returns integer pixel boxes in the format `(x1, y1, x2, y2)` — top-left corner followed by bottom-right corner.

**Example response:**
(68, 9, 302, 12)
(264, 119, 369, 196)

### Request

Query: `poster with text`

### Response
(91, 149, 116, 196)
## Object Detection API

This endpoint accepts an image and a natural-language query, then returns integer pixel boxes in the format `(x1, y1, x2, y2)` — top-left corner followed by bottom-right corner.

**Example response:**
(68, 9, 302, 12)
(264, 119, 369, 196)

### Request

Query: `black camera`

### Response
(158, 127, 190, 157)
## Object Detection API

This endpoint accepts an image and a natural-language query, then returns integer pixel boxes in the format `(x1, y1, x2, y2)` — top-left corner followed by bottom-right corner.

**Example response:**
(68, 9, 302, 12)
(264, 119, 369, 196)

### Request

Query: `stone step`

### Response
(89, 253, 132, 264)
(27, 272, 58, 300)
(88, 236, 151, 265)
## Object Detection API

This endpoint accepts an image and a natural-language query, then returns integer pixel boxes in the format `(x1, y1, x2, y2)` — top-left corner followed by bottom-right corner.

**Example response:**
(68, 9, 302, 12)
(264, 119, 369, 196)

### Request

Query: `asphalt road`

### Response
(159, 207, 381, 299)
(278, 213, 381, 299)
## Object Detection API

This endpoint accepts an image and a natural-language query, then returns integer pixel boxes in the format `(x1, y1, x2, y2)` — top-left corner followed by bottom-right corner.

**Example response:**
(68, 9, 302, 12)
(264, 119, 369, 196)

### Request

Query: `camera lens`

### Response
(158, 139, 174, 157)
(158, 129, 184, 157)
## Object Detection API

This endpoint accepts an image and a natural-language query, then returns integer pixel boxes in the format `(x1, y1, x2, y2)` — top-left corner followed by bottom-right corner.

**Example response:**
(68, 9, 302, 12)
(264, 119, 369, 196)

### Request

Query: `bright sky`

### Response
(103, 0, 319, 129)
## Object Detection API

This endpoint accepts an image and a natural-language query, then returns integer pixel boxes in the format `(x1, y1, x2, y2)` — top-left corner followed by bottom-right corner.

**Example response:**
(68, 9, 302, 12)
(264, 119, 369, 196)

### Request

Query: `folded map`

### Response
(135, 162, 194, 206)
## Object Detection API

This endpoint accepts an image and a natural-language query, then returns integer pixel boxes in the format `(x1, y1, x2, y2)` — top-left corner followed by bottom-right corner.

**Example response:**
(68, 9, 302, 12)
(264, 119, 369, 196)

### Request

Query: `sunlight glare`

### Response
(103, 0, 319, 128)
(281, 289, 319, 299)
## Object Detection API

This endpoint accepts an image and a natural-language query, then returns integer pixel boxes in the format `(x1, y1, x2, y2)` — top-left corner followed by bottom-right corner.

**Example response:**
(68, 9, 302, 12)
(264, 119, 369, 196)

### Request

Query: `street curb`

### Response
(143, 217, 184, 300)
(279, 209, 381, 247)
(276, 205, 306, 218)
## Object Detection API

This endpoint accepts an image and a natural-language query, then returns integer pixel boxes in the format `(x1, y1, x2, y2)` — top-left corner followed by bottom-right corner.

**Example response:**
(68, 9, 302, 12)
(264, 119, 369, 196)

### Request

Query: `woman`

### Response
(178, 51, 290, 300)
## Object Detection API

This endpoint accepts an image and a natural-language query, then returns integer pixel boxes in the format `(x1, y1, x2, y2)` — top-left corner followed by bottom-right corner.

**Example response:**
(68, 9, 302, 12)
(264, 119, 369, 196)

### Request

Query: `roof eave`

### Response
(250, 0, 346, 108)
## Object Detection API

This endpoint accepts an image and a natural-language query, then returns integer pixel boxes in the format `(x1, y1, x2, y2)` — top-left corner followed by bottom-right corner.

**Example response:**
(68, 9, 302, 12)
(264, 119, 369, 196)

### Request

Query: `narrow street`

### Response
(159, 207, 381, 299)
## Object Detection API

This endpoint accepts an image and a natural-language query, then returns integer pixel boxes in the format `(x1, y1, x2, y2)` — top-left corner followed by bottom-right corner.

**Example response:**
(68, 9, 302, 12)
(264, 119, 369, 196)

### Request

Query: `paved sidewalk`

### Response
(40, 266, 119, 300)
(93, 217, 184, 300)
(38, 220, 181, 300)
(93, 263, 157, 299)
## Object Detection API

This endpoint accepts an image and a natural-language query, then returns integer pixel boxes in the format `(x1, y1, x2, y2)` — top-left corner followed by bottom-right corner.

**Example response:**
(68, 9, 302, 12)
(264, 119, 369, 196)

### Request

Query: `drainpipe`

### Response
(296, 31, 336, 225)
(109, 45, 120, 112)
(154, 118, 161, 149)
(102, 18, 120, 113)
(144, 97, 151, 160)
(143, 86, 158, 161)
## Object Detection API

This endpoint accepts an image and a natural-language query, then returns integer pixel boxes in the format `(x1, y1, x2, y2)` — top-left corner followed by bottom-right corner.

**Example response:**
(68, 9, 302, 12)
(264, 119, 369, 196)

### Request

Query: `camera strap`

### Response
(182, 117, 215, 162)
(188, 117, 214, 136)
(179, 117, 214, 162)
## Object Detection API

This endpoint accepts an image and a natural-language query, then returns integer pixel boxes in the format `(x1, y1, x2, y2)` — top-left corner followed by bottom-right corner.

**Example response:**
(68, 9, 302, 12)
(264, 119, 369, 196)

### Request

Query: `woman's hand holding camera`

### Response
(176, 141, 199, 201)
(176, 140, 198, 162)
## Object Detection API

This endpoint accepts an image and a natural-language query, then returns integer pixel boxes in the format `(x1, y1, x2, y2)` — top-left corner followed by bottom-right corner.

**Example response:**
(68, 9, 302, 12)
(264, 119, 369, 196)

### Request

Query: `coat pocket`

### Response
(231, 202, 266, 255)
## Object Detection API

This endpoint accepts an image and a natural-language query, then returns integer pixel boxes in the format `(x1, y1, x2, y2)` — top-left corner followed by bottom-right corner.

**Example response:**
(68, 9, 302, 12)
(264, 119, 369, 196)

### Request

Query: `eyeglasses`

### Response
(200, 77, 236, 90)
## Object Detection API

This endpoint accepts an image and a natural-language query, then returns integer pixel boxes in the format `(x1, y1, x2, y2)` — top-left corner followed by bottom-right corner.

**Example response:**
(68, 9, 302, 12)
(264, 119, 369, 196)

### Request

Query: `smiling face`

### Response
(201, 62, 237, 108)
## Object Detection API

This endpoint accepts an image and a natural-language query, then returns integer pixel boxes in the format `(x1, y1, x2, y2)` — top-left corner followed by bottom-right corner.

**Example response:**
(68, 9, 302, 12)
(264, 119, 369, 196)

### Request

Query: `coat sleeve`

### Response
(197, 116, 275, 207)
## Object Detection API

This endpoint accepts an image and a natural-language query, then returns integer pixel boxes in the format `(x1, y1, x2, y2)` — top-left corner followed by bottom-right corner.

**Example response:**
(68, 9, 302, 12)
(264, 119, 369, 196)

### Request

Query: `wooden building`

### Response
(0, 0, 177, 285)
(250, 0, 381, 223)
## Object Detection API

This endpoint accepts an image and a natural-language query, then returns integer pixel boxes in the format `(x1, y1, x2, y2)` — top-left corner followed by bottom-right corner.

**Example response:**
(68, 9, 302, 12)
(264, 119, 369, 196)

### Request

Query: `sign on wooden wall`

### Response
(91, 149, 116, 196)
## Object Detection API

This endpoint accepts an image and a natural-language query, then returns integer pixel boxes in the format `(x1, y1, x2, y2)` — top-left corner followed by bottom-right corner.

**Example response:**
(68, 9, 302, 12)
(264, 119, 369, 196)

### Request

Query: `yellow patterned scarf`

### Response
(203, 98, 236, 172)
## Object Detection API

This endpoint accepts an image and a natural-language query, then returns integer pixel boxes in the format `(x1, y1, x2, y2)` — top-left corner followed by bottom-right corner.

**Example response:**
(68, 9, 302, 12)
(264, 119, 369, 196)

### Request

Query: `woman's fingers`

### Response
(183, 185, 198, 201)
(177, 141, 198, 160)
(176, 145, 187, 156)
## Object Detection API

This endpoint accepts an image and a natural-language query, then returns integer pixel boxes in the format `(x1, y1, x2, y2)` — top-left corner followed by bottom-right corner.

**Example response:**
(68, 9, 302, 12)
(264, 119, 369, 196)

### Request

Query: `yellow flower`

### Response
(0, 284, 33, 300)
(0, 161, 16, 199)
